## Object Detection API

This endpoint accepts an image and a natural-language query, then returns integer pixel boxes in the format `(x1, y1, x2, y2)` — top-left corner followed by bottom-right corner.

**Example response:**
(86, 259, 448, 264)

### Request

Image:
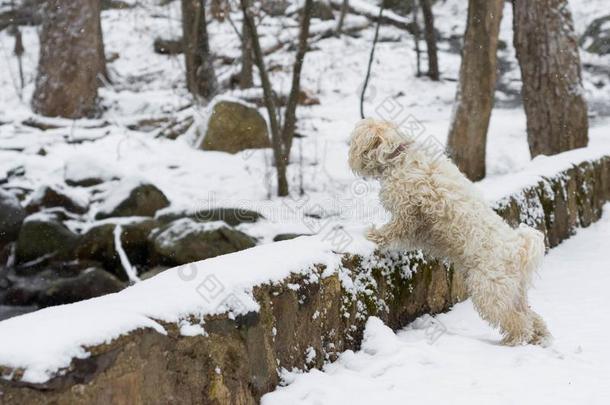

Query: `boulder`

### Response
(273, 233, 310, 242)
(25, 185, 87, 215)
(0, 188, 26, 247)
(64, 158, 118, 187)
(261, 0, 289, 16)
(95, 181, 170, 220)
(310, 1, 334, 20)
(580, 15, 610, 55)
(76, 218, 158, 278)
(4, 266, 125, 308)
(0, 305, 38, 322)
(15, 212, 79, 264)
(157, 207, 263, 227)
(150, 218, 256, 265)
(199, 100, 270, 154)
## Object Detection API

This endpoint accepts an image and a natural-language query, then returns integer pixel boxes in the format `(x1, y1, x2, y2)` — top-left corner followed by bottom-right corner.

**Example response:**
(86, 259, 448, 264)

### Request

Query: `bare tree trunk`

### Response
(281, 0, 314, 159)
(95, 0, 109, 84)
(513, 0, 588, 157)
(11, 25, 24, 92)
(182, 0, 218, 100)
(240, 0, 314, 196)
(32, 0, 105, 118)
(446, 0, 504, 181)
(336, 0, 349, 34)
(240, 0, 287, 196)
(239, 1, 253, 89)
(412, 0, 421, 77)
(420, 0, 438, 81)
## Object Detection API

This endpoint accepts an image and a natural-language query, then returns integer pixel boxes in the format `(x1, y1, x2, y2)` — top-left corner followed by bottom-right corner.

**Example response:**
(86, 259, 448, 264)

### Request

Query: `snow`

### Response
(0, 0, 608, 389)
(151, 218, 229, 250)
(0, 0, 608, 245)
(113, 224, 140, 284)
(63, 154, 119, 185)
(262, 205, 610, 405)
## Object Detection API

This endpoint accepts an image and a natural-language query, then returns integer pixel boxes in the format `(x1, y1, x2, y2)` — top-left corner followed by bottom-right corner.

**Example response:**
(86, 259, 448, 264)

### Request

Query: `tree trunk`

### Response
(336, 0, 349, 34)
(240, 0, 287, 196)
(513, 0, 588, 157)
(32, 0, 106, 118)
(95, 0, 109, 84)
(446, 0, 504, 181)
(412, 0, 421, 77)
(281, 0, 314, 160)
(420, 0, 438, 80)
(239, 1, 253, 89)
(182, 0, 218, 100)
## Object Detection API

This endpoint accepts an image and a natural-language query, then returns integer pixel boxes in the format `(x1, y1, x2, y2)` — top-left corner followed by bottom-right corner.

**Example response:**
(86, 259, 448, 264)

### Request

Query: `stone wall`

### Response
(1, 155, 609, 404)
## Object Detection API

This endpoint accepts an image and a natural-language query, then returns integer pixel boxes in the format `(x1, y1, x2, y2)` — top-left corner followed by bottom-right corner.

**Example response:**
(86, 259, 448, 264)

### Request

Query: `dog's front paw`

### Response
(366, 226, 387, 246)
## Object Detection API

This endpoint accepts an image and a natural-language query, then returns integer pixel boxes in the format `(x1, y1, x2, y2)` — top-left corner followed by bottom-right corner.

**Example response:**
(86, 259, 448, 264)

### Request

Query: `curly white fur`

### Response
(349, 118, 551, 346)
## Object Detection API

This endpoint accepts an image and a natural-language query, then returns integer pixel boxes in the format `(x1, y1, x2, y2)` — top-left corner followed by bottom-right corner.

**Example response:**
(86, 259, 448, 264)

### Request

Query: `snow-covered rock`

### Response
(24, 184, 88, 215)
(94, 180, 170, 220)
(14, 212, 79, 265)
(150, 218, 256, 265)
(0, 188, 25, 248)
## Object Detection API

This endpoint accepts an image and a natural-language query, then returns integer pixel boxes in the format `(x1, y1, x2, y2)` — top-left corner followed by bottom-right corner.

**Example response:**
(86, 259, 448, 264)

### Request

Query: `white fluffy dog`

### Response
(349, 118, 551, 346)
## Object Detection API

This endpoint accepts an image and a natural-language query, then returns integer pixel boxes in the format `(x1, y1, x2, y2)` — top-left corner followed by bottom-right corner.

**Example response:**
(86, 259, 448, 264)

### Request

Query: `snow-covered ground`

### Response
(1, 0, 608, 246)
(263, 204, 610, 405)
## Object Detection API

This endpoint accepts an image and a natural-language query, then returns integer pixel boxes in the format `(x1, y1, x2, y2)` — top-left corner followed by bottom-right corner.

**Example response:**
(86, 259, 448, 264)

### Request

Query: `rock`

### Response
(153, 37, 183, 55)
(0, 188, 26, 247)
(25, 185, 87, 215)
(198, 100, 270, 154)
(310, 1, 334, 20)
(64, 158, 118, 187)
(273, 233, 310, 242)
(95, 181, 170, 220)
(150, 218, 256, 265)
(15, 212, 79, 264)
(0, 305, 38, 322)
(76, 218, 158, 278)
(157, 207, 263, 227)
(580, 15, 610, 55)
(297, 89, 321, 106)
(4, 266, 125, 308)
(139, 265, 170, 280)
(261, 0, 289, 16)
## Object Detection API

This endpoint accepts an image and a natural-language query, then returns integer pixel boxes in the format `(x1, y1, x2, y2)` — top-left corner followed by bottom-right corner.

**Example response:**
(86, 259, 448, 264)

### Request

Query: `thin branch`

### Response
(281, 0, 314, 160)
(360, 2, 384, 119)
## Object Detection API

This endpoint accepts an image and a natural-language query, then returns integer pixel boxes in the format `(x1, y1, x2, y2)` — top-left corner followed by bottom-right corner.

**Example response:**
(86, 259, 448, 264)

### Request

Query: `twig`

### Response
(225, 11, 243, 41)
(360, 2, 385, 119)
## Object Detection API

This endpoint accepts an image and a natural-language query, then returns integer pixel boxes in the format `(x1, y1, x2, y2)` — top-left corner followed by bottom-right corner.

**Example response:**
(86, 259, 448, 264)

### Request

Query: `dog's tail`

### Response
(517, 224, 546, 285)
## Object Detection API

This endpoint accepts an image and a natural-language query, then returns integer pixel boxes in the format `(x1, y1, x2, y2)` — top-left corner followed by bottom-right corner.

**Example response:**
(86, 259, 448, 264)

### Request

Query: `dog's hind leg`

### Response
(528, 310, 552, 347)
(467, 269, 535, 346)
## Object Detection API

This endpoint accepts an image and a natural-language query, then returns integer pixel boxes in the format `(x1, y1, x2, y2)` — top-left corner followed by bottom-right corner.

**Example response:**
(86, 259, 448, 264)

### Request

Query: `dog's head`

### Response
(348, 118, 412, 178)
